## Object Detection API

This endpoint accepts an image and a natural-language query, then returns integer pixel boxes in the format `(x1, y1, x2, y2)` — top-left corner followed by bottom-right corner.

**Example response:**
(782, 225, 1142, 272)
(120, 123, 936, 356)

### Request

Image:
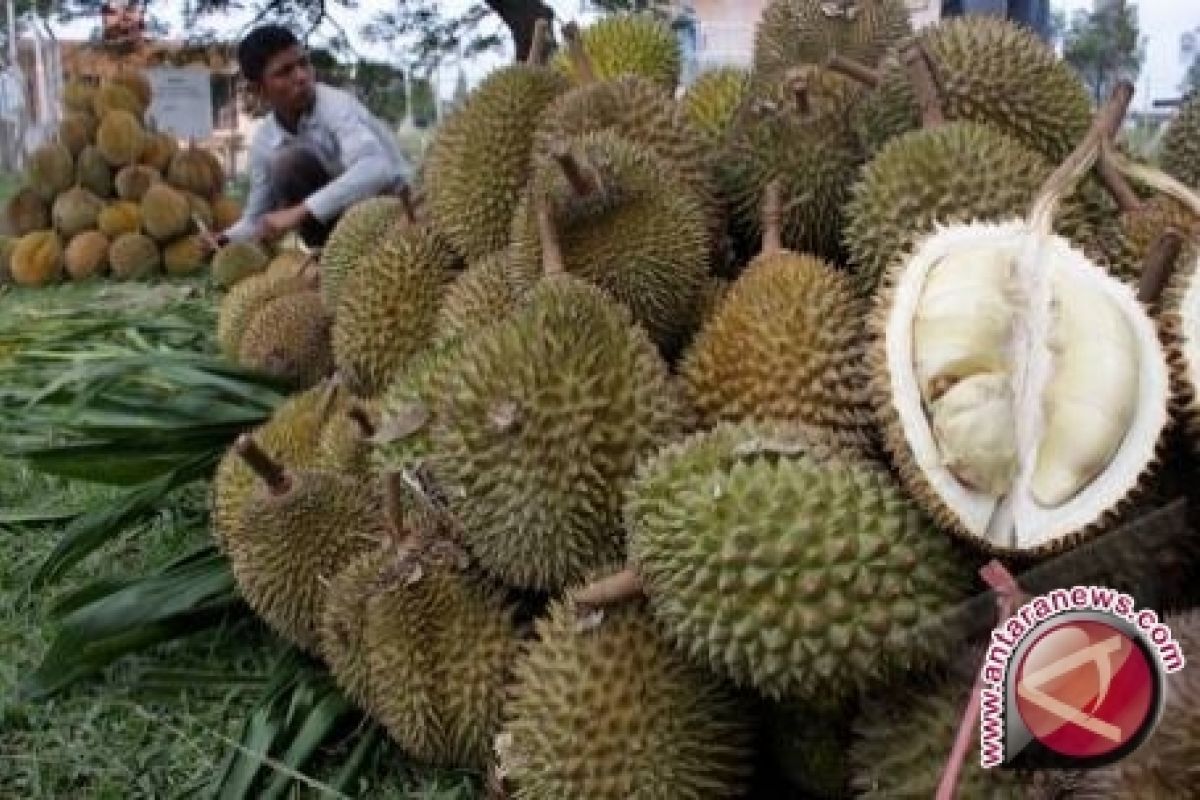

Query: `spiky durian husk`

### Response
(1073, 609, 1200, 799)
(1159, 250, 1200, 445)
(236, 290, 334, 389)
(682, 67, 751, 152)
(314, 397, 380, 475)
(331, 225, 455, 398)
(509, 131, 711, 353)
(216, 257, 315, 359)
(853, 17, 1091, 163)
(363, 553, 520, 769)
(765, 697, 856, 799)
(427, 277, 691, 592)
(423, 64, 568, 261)
(844, 122, 1104, 297)
(1161, 92, 1200, 190)
(499, 599, 756, 800)
(753, 0, 912, 85)
(680, 251, 875, 452)
(317, 546, 389, 711)
(229, 469, 385, 653)
(626, 420, 974, 702)
(553, 12, 681, 90)
(723, 67, 864, 261)
(210, 381, 345, 552)
(532, 75, 719, 228)
(320, 196, 411, 310)
(434, 248, 535, 346)
(849, 650, 1079, 799)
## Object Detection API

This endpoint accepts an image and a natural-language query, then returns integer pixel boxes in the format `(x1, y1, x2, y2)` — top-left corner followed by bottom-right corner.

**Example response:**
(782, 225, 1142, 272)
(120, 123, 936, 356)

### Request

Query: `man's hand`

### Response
(257, 203, 312, 242)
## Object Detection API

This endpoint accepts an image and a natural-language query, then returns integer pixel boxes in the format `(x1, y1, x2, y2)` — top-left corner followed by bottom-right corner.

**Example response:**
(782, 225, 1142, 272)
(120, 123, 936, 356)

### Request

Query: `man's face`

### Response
(256, 44, 315, 115)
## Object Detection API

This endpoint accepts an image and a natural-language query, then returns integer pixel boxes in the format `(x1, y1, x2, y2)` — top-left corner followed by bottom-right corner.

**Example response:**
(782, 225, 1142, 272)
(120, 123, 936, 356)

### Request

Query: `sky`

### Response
(41, 0, 1200, 108)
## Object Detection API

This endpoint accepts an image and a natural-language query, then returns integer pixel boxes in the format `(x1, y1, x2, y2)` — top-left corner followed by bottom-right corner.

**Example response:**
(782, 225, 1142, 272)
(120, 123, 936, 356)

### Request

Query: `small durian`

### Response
(10, 230, 64, 287)
(76, 146, 115, 199)
(140, 183, 191, 242)
(162, 234, 208, 276)
(139, 131, 178, 173)
(25, 141, 74, 201)
(64, 231, 110, 281)
(107, 232, 160, 280)
(52, 187, 104, 239)
(167, 141, 223, 198)
(212, 195, 242, 231)
(92, 81, 143, 118)
(96, 109, 147, 167)
(216, 253, 318, 358)
(97, 201, 142, 238)
(4, 187, 50, 235)
(211, 240, 270, 288)
(114, 164, 161, 201)
(62, 79, 96, 115)
(59, 113, 96, 157)
(237, 290, 334, 388)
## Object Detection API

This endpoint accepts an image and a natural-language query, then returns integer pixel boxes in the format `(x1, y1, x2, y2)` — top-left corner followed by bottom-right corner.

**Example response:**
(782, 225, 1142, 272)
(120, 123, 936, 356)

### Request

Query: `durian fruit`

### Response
(840, 17, 1091, 162)
(111, 69, 153, 109)
(315, 399, 379, 475)
(331, 225, 455, 398)
(140, 183, 192, 242)
(10, 230, 64, 287)
(62, 79, 96, 115)
(226, 436, 386, 653)
(92, 81, 143, 118)
(722, 65, 864, 261)
(115, 164, 160, 202)
(320, 194, 414, 310)
(606, 419, 973, 703)
(681, 66, 751, 152)
(216, 255, 318, 358)
(423, 275, 691, 592)
(868, 89, 1173, 556)
(108, 232, 160, 280)
(753, 0, 912, 84)
(162, 234, 207, 276)
(64, 231, 110, 281)
(499, 598, 755, 799)
(434, 247, 534, 345)
(167, 141, 223, 198)
(212, 195, 242, 230)
(361, 527, 522, 769)
(52, 186, 104, 239)
(76, 146, 115, 198)
(680, 181, 875, 451)
(317, 546, 385, 711)
(139, 131, 178, 173)
(508, 131, 711, 353)
(1160, 90, 1200, 190)
(422, 20, 568, 261)
(1073, 608, 1199, 799)
(237, 290, 334, 388)
(210, 380, 345, 552)
(849, 648, 1078, 799)
(212, 240, 270, 288)
(25, 141, 74, 202)
(97, 201, 142, 238)
(96, 109, 147, 168)
(551, 14, 681, 90)
(59, 113, 96, 157)
(4, 187, 50, 235)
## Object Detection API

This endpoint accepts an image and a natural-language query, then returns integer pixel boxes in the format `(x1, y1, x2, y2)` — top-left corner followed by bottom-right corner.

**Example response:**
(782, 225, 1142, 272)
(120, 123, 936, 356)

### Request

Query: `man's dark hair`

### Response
(237, 24, 300, 83)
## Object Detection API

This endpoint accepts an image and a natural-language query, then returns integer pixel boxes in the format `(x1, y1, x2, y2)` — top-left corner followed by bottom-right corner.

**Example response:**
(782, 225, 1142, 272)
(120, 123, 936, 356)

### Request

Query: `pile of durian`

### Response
(0, 69, 242, 287)
(209, 4, 1200, 798)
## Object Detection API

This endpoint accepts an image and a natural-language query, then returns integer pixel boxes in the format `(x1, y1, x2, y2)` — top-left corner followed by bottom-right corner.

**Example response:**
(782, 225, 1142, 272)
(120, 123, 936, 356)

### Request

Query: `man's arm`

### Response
(302, 95, 408, 225)
(219, 145, 274, 244)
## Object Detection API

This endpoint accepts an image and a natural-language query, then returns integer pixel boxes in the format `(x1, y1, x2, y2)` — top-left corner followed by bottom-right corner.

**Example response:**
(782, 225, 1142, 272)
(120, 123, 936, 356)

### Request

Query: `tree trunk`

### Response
(485, 0, 555, 62)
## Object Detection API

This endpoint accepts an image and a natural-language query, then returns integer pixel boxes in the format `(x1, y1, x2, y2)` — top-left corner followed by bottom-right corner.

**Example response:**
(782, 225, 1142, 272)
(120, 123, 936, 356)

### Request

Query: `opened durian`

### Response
(869, 85, 1171, 555)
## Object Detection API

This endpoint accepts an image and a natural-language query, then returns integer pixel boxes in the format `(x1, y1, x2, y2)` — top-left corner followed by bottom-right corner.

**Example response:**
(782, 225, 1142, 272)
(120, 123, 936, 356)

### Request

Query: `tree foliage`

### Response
(1061, 1, 1146, 105)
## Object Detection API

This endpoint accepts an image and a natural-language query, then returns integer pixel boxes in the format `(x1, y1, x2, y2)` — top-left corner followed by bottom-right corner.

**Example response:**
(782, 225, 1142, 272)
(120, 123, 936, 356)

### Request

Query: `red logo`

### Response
(1014, 619, 1156, 759)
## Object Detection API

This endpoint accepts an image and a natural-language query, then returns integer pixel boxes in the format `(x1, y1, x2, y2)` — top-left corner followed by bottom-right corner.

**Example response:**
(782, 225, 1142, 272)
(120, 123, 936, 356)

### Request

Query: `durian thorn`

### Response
(1027, 80, 1135, 236)
(1096, 142, 1144, 214)
(902, 42, 944, 128)
(526, 17, 551, 66)
(1103, 141, 1200, 220)
(574, 568, 645, 608)
(234, 434, 290, 495)
(535, 197, 567, 276)
(1139, 229, 1184, 305)
(936, 560, 1024, 800)
(548, 141, 597, 196)
(561, 22, 596, 84)
(824, 53, 881, 88)
(347, 405, 376, 439)
(760, 178, 785, 255)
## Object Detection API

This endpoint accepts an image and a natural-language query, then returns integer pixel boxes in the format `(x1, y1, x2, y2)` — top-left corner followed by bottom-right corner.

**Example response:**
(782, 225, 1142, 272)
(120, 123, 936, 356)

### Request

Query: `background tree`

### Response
(1061, 0, 1145, 104)
(1183, 51, 1200, 98)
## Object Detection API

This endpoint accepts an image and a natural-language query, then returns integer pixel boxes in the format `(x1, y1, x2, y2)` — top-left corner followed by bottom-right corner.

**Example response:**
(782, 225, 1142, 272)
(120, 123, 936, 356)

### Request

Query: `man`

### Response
(214, 24, 413, 249)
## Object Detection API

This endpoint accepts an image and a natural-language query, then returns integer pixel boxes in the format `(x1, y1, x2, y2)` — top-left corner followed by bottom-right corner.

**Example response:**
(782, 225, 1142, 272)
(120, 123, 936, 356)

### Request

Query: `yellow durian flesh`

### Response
(880, 222, 1168, 552)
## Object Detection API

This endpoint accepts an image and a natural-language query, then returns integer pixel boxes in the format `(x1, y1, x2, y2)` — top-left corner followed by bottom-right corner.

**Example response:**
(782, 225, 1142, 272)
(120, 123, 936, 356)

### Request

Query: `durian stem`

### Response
(548, 141, 596, 196)
(561, 22, 596, 84)
(1096, 145, 1144, 214)
(903, 43, 945, 128)
(760, 179, 784, 255)
(348, 405, 376, 438)
(824, 53, 881, 88)
(1102, 141, 1200, 220)
(1027, 80, 1135, 237)
(784, 68, 811, 117)
(234, 434, 291, 495)
(397, 184, 418, 225)
(936, 560, 1025, 800)
(1139, 230, 1184, 305)
(315, 374, 344, 424)
(574, 568, 645, 608)
(535, 198, 567, 276)
(382, 471, 415, 551)
(526, 17, 550, 66)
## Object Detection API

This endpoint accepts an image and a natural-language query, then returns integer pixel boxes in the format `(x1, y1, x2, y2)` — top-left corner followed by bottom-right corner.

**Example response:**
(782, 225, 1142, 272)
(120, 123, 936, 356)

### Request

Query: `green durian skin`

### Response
(682, 66, 751, 152)
(553, 11, 681, 90)
(320, 195, 410, 310)
(434, 247, 534, 346)
(1160, 92, 1200, 190)
(626, 420, 974, 703)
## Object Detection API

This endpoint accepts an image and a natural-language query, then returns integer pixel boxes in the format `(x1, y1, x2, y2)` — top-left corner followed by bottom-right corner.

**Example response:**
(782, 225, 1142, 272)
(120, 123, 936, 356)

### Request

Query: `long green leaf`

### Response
(260, 690, 358, 800)
(326, 723, 384, 794)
